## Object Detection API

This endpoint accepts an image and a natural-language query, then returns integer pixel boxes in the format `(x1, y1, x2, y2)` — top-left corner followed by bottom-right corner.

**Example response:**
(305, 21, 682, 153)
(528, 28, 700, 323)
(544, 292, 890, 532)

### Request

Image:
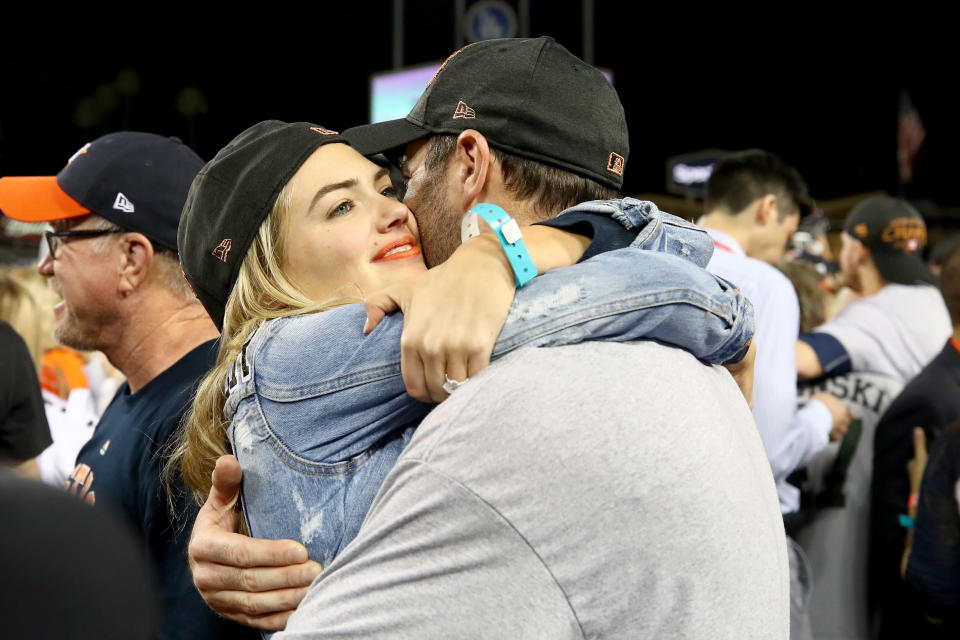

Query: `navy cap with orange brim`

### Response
(0, 132, 205, 252)
(0, 176, 90, 222)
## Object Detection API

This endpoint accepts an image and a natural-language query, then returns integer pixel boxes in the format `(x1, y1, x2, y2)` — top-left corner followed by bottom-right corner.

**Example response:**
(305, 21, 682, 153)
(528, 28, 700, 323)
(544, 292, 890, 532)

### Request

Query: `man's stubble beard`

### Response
(52, 304, 104, 353)
(411, 166, 465, 268)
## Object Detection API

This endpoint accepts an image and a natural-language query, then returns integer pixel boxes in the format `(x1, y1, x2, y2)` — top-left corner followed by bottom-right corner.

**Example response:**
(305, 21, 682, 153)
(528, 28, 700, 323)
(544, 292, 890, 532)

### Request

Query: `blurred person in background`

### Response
(0, 318, 51, 477)
(778, 258, 828, 334)
(697, 149, 851, 639)
(928, 233, 960, 278)
(0, 269, 99, 485)
(903, 419, 960, 636)
(0, 132, 256, 640)
(871, 241, 960, 637)
(796, 196, 950, 384)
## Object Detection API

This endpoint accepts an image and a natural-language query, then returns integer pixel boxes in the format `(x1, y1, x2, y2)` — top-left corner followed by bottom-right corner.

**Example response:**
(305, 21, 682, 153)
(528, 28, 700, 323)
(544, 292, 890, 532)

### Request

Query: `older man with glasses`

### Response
(0, 132, 257, 640)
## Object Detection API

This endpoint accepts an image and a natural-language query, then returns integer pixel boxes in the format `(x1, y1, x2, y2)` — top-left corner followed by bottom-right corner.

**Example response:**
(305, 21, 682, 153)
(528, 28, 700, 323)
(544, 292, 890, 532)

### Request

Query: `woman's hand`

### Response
(364, 234, 515, 403)
(363, 226, 591, 403)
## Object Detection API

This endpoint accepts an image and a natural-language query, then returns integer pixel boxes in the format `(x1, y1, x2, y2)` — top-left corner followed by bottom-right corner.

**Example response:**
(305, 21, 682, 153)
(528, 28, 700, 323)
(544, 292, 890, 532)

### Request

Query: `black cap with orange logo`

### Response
(844, 195, 936, 285)
(342, 37, 629, 191)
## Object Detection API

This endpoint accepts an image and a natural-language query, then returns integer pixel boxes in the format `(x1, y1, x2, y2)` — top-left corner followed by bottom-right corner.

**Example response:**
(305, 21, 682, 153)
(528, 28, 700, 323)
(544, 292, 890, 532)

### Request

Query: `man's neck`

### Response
(856, 265, 887, 298)
(697, 211, 751, 255)
(102, 299, 218, 394)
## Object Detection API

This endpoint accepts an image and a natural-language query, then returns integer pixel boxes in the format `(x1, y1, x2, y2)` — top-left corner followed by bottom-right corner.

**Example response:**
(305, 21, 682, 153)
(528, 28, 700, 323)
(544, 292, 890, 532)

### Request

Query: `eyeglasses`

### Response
(44, 228, 125, 260)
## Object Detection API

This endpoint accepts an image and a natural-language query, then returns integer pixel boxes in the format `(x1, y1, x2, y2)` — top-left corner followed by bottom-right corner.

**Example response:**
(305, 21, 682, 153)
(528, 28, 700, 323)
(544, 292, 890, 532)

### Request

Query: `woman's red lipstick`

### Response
(372, 235, 421, 263)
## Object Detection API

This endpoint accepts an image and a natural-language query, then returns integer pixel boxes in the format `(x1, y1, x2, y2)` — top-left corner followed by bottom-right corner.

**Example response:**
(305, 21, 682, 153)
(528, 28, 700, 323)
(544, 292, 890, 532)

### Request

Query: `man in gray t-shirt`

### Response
(278, 343, 788, 640)
(797, 196, 950, 383)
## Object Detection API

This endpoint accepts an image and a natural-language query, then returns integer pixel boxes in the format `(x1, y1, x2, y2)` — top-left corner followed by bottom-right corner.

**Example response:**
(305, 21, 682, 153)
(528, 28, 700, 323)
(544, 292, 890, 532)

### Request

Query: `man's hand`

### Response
(188, 455, 322, 630)
(723, 339, 756, 408)
(811, 392, 854, 442)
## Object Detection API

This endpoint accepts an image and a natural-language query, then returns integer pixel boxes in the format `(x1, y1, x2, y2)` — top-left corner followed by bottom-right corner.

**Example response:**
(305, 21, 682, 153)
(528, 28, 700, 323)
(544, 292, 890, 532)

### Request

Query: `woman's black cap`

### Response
(178, 121, 348, 330)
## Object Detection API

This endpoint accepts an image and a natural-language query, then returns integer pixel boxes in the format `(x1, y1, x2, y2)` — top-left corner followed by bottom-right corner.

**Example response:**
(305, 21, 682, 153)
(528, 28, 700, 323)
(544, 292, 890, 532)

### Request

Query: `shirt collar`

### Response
(705, 228, 747, 257)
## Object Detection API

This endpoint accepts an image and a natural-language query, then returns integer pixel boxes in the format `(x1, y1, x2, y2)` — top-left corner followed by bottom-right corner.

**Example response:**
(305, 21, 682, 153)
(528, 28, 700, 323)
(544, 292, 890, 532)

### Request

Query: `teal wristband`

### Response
(460, 203, 537, 287)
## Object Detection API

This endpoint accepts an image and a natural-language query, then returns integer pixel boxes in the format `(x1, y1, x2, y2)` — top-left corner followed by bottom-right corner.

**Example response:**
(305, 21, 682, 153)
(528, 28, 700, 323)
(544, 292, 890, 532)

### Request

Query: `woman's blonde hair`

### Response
(169, 182, 358, 508)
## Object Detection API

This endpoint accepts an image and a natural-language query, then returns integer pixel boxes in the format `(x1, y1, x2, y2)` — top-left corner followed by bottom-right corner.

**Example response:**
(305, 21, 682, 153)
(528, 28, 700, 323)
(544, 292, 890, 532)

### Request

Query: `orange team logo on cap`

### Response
(212, 238, 232, 264)
(606, 152, 625, 176)
(881, 217, 926, 253)
(66, 142, 91, 167)
(854, 223, 869, 238)
(310, 127, 339, 136)
(453, 101, 476, 119)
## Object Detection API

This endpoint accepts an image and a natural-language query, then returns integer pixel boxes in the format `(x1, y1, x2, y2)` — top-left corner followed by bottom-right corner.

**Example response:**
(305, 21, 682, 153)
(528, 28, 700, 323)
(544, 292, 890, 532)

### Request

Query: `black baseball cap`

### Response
(0, 132, 204, 252)
(178, 120, 348, 331)
(844, 195, 936, 285)
(343, 37, 629, 190)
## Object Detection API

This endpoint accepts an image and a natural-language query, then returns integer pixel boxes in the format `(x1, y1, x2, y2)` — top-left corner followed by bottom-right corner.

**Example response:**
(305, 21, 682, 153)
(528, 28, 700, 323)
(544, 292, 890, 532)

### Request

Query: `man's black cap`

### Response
(178, 121, 348, 331)
(343, 37, 629, 190)
(0, 132, 204, 252)
(844, 195, 937, 285)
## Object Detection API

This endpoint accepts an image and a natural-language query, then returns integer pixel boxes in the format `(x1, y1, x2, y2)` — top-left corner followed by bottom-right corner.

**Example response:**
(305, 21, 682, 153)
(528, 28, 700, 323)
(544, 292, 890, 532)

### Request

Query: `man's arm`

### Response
(796, 339, 824, 380)
(188, 456, 321, 630)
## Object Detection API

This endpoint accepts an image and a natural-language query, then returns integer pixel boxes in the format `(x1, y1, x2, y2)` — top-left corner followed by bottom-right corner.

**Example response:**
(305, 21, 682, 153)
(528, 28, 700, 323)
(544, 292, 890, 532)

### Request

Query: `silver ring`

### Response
(443, 374, 468, 395)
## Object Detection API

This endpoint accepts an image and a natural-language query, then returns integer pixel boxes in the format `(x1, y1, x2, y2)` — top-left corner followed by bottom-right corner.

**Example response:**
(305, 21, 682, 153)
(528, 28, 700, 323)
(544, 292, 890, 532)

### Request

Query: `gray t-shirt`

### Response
(277, 342, 789, 639)
(813, 284, 950, 383)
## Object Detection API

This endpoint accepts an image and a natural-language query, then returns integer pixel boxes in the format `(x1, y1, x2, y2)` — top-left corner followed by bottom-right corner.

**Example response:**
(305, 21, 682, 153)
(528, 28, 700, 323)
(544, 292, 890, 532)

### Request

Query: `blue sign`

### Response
(465, 1, 517, 42)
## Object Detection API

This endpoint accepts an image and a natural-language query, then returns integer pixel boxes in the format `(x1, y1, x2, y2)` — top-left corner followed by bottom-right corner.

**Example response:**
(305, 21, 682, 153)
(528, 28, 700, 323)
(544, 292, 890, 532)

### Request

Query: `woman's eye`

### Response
(381, 185, 398, 199)
(330, 200, 353, 217)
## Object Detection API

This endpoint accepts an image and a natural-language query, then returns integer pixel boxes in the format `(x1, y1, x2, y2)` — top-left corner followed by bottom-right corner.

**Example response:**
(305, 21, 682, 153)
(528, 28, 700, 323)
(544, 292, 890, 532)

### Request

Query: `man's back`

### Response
(277, 341, 788, 639)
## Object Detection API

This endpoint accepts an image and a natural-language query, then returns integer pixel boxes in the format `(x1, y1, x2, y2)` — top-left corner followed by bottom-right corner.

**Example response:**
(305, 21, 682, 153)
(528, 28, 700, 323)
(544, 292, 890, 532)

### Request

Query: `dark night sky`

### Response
(1, 5, 954, 211)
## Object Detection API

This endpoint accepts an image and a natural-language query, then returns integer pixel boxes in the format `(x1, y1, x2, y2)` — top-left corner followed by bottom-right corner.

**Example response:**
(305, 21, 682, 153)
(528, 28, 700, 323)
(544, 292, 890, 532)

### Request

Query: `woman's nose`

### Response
(377, 196, 412, 232)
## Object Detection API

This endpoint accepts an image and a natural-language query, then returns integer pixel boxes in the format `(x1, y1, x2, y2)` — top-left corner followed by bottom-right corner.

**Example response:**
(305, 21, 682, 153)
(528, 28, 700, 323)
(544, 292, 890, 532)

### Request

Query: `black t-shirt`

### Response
(0, 320, 52, 462)
(65, 339, 257, 640)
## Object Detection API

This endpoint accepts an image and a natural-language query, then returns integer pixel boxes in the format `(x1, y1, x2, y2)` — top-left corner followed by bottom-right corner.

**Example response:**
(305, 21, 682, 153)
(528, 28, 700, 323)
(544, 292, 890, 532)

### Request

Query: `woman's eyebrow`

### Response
(309, 178, 357, 212)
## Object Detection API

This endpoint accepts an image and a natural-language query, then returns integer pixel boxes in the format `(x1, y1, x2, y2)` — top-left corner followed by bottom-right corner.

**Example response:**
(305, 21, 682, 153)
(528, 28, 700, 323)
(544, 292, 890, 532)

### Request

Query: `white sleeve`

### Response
(752, 274, 833, 481)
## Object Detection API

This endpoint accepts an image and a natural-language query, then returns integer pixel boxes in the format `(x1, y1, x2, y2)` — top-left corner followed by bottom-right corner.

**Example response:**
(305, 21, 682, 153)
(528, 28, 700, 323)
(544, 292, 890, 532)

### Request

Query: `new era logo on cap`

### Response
(212, 238, 232, 264)
(113, 192, 135, 213)
(606, 152, 625, 176)
(453, 100, 476, 119)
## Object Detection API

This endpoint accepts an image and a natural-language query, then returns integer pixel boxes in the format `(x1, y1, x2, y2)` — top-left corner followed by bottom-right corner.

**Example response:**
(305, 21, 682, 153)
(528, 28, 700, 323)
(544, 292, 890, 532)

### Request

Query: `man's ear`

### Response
(452, 129, 492, 211)
(117, 232, 154, 296)
(755, 194, 778, 227)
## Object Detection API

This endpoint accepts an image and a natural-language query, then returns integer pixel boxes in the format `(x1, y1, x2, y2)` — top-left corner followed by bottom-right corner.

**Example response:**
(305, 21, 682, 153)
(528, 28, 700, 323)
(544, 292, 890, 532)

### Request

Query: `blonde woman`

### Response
(175, 120, 754, 572)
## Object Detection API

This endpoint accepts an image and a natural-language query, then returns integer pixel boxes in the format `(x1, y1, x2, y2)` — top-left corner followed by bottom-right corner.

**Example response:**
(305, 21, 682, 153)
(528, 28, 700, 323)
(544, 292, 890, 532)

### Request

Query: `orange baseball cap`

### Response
(0, 175, 90, 222)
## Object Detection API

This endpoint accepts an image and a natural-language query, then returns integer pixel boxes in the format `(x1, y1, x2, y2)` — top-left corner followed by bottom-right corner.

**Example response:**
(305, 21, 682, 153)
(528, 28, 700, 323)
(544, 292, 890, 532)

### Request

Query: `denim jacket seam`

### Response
(251, 390, 375, 474)
(256, 365, 402, 402)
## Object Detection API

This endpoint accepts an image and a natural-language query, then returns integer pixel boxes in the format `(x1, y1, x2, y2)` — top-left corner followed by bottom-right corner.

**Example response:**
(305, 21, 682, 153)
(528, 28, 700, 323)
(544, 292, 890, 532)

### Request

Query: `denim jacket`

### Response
(228, 199, 753, 570)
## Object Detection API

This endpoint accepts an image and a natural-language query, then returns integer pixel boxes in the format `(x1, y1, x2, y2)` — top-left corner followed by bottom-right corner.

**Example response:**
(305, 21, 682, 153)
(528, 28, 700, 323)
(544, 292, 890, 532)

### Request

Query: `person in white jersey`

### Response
(699, 150, 852, 514)
(699, 150, 852, 640)
(796, 196, 951, 384)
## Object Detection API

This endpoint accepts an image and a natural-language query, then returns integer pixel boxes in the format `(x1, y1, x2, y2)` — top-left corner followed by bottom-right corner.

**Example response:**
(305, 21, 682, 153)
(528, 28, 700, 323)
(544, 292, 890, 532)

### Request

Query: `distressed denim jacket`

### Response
(228, 198, 753, 570)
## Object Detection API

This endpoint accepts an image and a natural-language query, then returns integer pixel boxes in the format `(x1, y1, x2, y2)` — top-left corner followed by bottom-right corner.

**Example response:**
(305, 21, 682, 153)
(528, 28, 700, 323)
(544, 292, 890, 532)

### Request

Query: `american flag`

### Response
(898, 89, 926, 184)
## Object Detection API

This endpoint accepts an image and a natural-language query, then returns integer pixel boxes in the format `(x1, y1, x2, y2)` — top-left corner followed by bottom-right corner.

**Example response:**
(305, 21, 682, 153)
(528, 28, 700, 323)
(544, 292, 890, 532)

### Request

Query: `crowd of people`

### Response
(0, 36, 957, 639)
